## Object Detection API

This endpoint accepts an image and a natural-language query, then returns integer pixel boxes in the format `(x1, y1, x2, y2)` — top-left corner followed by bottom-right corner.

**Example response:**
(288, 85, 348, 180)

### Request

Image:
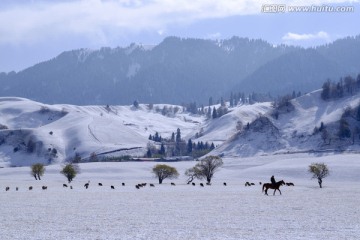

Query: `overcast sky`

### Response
(0, 0, 359, 72)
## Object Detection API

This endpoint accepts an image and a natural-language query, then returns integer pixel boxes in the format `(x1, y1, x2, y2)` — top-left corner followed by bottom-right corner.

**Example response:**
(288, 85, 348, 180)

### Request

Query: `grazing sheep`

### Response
(245, 182, 251, 186)
(250, 183, 255, 186)
(149, 184, 155, 187)
(192, 183, 196, 186)
(223, 182, 227, 186)
(135, 185, 140, 189)
(42, 186, 47, 190)
(286, 182, 295, 186)
(98, 183, 103, 186)
(200, 183, 204, 187)
(206, 183, 211, 186)
(63, 184, 68, 188)
(16, 187, 19, 191)
(70, 186, 73, 189)
(111, 185, 115, 189)
(141, 183, 147, 187)
(259, 182, 262, 185)
(122, 183, 125, 186)
(171, 182, 176, 186)
(84, 181, 90, 189)
(29, 186, 33, 191)
(5, 187, 10, 191)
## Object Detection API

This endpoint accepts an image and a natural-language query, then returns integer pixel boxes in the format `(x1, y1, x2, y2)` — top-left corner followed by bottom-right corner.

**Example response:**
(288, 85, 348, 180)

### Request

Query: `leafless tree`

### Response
(185, 167, 202, 184)
(193, 156, 223, 184)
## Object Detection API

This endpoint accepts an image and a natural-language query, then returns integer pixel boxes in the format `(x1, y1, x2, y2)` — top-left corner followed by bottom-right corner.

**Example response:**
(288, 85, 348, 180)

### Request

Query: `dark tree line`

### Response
(186, 139, 215, 158)
(149, 132, 162, 142)
(321, 74, 360, 100)
(146, 128, 215, 158)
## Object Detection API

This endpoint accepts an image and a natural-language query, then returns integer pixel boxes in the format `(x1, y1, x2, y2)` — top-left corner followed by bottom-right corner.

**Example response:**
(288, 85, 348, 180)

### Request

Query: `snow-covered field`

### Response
(1, 153, 360, 240)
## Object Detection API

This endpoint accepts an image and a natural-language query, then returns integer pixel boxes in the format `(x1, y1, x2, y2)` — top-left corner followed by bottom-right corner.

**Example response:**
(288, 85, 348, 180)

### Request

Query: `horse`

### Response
(262, 180, 285, 195)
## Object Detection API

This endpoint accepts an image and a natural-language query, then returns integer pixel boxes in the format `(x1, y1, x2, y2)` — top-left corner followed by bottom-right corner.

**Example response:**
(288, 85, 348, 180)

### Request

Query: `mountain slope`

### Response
(0, 97, 205, 166)
(1, 36, 359, 105)
(213, 90, 360, 157)
(0, 36, 300, 105)
(237, 49, 344, 95)
(1, 88, 360, 166)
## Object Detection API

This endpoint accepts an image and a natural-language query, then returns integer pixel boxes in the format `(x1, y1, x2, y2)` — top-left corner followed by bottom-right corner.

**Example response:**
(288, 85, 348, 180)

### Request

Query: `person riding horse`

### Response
(271, 175, 276, 187)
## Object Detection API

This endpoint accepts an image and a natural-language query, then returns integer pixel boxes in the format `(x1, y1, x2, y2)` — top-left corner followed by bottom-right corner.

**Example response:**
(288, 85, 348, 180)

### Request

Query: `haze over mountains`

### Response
(0, 35, 359, 105)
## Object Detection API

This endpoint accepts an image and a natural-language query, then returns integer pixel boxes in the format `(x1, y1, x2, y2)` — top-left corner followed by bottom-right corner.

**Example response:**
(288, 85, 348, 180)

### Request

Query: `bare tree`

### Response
(308, 163, 329, 188)
(193, 155, 223, 184)
(31, 163, 45, 180)
(185, 167, 202, 184)
(152, 164, 179, 184)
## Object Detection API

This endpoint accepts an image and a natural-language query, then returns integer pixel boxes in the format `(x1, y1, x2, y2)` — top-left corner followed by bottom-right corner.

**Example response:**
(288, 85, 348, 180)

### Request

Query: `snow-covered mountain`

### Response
(1, 89, 360, 167)
(1, 36, 359, 105)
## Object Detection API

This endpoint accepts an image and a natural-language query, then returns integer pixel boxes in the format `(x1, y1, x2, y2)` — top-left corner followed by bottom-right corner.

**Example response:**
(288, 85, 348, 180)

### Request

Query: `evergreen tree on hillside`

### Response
(338, 118, 351, 138)
(176, 128, 181, 143)
(356, 104, 360, 121)
(207, 106, 211, 118)
(133, 100, 139, 108)
(187, 139, 193, 153)
(212, 107, 218, 119)
(221, 97, 225, 107)
(230, 92, 234, 107)
(159, 143, 166, 155)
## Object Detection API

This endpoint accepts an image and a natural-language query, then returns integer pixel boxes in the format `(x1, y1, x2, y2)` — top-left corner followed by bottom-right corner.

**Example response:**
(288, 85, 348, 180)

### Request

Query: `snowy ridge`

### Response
(0, 98, 205, 166)
(1, 90, 360, 166)
(214, 90, 360, 157)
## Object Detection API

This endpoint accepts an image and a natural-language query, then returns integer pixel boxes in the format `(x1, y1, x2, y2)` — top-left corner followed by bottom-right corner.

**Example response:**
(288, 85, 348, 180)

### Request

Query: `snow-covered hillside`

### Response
(1, 90, 360, 166)
(0, 97, 205, 166)
(213, 90, 360, 157)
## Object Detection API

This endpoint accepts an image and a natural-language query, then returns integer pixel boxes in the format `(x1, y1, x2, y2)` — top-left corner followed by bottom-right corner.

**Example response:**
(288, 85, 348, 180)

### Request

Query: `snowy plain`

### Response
(1, 153, 360, 240)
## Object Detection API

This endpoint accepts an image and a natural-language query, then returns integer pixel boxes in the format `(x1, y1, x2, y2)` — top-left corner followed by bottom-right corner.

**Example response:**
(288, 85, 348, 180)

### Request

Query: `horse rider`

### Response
(271, 175, 276, 187)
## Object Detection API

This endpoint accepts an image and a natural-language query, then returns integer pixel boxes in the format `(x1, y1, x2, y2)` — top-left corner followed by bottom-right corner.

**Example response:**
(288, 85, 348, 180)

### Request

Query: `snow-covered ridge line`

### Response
(1, 89, 360, 167)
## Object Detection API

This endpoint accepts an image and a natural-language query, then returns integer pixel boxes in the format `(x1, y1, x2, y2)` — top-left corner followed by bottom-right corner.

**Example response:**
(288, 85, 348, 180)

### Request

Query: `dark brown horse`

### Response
(262, 180, 285, 195)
